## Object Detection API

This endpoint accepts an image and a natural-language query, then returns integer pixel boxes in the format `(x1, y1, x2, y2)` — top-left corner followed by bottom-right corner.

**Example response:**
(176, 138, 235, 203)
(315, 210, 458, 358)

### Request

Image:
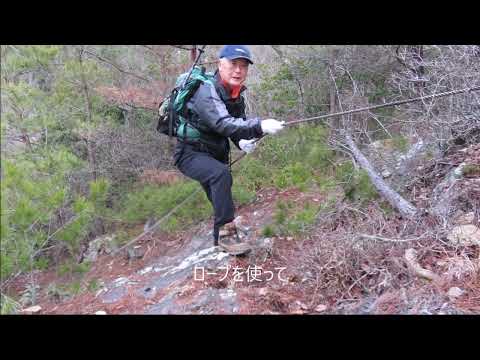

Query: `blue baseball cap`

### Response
(218, 45, 253, 64)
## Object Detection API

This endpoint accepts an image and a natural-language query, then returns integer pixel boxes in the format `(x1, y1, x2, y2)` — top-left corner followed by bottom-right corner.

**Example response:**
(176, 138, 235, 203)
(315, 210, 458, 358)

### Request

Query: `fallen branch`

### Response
(404, 248, 440, 281)
(344, 132, 418, 218)
(357, 234, 426, 243)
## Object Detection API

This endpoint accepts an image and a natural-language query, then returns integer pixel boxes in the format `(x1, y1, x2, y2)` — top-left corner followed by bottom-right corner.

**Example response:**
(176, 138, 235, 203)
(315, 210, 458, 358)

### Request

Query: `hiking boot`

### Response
(233, 216, 251, 235)
(218, 221, 237, 238)
(218, 222, 251, 256)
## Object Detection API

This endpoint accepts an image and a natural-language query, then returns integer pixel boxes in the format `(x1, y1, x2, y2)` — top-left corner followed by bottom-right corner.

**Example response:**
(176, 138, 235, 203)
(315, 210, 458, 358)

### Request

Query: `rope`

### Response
(285, 86, 480, 126)
(114, 85, 480, 254)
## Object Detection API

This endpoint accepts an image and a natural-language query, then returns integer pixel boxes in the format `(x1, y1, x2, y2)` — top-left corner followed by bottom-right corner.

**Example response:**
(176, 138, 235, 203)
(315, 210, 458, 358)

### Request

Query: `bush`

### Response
(262, 225, 276, 238)
(265, 200, 321, 237)
(117, 181, 212, 233)
(233, 123, 334, 194)
(232, 184, 257, 206)
(392, 135, 409, 153)
(0, 294, 21, 315)
(282, 202, 319, 236)
(233, 157, 272, 191)
(0, 149, 109, 280)
(335, 161, 378, 203)
(273, 162, 312, 191)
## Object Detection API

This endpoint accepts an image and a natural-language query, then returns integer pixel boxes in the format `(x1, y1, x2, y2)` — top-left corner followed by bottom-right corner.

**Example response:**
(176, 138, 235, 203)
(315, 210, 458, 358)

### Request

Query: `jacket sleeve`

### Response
(190, 82, 263, 140)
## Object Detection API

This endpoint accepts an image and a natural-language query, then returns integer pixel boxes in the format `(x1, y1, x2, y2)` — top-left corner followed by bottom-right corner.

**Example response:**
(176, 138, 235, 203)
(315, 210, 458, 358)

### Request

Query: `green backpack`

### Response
(157, 66, 215, 140)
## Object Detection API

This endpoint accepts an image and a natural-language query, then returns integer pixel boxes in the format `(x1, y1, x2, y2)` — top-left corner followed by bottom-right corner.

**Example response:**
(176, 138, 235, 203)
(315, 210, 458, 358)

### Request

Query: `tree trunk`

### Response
(328, 49, 340, 129)
(410, 45, 425, 89)
(344, 132, 418, 218)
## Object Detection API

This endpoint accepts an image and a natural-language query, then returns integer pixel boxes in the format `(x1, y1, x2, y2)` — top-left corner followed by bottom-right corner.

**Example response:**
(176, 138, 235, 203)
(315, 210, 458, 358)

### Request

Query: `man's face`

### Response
(218, 58, 249, 87)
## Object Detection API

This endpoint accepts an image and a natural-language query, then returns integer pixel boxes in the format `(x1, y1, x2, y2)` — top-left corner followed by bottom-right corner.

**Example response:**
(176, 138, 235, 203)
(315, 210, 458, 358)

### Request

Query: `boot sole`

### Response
(219, 246, 251, 256)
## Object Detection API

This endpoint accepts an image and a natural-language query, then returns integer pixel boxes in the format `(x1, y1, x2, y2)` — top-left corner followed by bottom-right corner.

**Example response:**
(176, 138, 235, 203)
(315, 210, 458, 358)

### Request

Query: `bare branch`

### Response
(82, 48, 151, 82)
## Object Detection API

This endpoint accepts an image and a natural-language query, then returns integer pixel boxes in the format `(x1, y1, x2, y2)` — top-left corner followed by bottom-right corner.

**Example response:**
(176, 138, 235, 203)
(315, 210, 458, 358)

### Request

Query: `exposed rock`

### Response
(447, 225, 480, 246)
(126, 246, 145, 261)
(381, 170, 392, 178)
(109, 277, 138, 290)
(438, 256, 478, 280)
(447, 287, 464, 299)
(145, 288, 239, 315)
(21, 305, 42, 314)
(234, 216, 250, 234)
(101, 287, 128, 304)
(82, 234, 118, 263)
(431, 163, 470, 221)
(95, 287, 108, 298)
(290, 300, 309, 314)
(138, 266, 153, 275)
(314, 304, 328, 313)
(454, 212, 475, 225)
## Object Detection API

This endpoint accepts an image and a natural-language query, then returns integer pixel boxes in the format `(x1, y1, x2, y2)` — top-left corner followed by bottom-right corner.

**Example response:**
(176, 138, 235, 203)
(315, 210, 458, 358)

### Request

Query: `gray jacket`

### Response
(175, 73, 263, 164)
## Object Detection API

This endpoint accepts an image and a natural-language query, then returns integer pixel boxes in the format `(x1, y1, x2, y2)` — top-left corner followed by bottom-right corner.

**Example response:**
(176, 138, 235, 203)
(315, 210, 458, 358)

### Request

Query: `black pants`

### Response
(175, 143, 234, 245)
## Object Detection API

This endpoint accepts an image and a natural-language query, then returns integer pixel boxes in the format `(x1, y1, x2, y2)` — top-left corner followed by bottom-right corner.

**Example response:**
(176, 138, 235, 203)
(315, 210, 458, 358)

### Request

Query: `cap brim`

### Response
(224, 55, 254, 65)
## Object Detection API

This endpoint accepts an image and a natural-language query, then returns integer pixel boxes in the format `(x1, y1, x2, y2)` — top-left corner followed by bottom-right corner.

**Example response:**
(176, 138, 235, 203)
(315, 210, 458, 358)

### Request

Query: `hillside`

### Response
(6, 143, 479, 315)
(1, 45, 479, 315)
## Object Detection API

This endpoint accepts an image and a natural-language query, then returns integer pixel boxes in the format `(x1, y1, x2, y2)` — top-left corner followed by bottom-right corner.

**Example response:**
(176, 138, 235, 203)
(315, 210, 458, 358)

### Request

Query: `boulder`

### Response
(21, 305, 42, 314)
(82, 234, 118, 263)
(454, 212, 475, 225)
(447, 287, 464, 299)
(314, 304, 328, 313)
(447, 225, 480, 246)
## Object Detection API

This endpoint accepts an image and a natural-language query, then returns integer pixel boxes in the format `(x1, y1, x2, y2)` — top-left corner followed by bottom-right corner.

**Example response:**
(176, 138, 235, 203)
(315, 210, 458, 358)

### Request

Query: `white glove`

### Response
(261, 119, 285, 135)
(239, 139, 257, 154)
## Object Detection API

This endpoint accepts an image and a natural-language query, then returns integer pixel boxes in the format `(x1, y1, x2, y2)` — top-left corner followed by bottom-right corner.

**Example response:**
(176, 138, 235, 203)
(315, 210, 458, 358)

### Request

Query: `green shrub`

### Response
(232, 124, 334, 197)
(355, 170, 379, 202)
(233, 157, 272, 191)
(56, 260, 89, 277)
(274, 201, 289, 225)
(314, 175, 337, 192)
(87, 278, 101, 292)
(45, 282, 70, 302)
(0, 150, 105, 279)
(269, 200, 320, 237)
(305, 143, 334, 169)
(283, 202, 318, 235)
(463, 164, 480, 177)
(262, 225, 276, 238)
(335, 162, 378, 203)
(232, 184, 257, 206)
(392, 135, 409, 153)
(0, 294, 21, 315)
(117, 181, 212, 233)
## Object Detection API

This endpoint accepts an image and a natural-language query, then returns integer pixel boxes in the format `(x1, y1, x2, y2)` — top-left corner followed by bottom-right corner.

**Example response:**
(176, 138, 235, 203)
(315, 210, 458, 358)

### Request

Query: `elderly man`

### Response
(174, 45, 285, 255)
